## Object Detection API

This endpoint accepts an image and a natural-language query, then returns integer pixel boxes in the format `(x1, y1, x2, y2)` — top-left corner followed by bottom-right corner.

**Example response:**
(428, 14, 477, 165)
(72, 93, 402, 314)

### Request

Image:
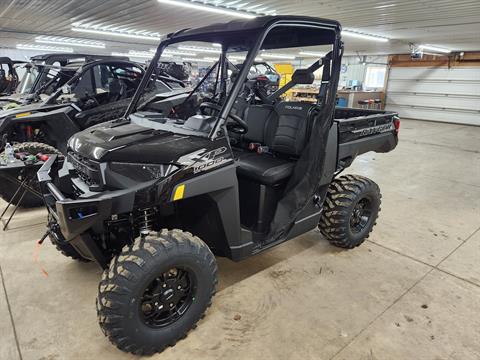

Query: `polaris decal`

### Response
(285, 105, 303, 110)
(352, 123, 394, 137)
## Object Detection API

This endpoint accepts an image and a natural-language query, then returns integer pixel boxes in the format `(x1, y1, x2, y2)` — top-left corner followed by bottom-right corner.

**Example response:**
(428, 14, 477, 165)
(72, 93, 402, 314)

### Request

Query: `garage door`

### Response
(385, 67, 480, 126)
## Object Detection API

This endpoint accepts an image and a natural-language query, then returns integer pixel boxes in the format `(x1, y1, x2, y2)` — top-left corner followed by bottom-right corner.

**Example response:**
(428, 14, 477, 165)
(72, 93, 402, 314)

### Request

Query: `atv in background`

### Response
(244, 61, 280, 95)
(0, 57, 21, 96)
(0, 58, 187, 206)
(39, 15, 399, 355)
(157, 61, 191, 82)
(0, 53, 129, 109)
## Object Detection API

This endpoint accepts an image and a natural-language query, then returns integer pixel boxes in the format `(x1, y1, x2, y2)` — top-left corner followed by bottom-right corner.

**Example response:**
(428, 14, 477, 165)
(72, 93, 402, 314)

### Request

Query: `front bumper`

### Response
(37, 155, 151, 242)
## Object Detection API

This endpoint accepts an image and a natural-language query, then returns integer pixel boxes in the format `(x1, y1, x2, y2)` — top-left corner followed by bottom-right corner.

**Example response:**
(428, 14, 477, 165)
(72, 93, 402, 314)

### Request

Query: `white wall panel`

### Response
(387, 81, 480, 96)
(388, 93, 480, 111)
(386, 106, 480, 125)
(386, 67, 480, 126)
(388, 67, 480, 81)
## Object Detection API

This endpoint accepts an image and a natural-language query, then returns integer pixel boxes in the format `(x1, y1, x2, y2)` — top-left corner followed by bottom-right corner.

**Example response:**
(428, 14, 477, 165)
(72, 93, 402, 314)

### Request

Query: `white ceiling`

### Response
(0, 0, 479, 57)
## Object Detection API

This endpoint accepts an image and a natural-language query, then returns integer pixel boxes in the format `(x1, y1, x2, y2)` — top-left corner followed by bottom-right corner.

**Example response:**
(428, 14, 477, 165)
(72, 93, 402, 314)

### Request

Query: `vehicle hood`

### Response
(0, 93, 23, 103)
(0, 102, 68, 130)
(0, 101, 52, 119)
(69, 121, 214, 164)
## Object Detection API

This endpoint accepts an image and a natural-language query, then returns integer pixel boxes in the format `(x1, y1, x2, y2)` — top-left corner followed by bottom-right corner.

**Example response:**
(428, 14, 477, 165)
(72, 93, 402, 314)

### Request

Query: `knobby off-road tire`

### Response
(319, 175, 381, 249)
(97, 229, 218, 355)
(48, 218, 89, 262)
(0, 142, 62, 207)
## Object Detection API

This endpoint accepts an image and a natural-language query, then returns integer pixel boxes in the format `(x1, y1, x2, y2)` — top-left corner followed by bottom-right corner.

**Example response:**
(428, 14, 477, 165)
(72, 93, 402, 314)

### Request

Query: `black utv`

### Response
(39, 16, 399, 355)
(0, 53, 126, 108)
(238, 60, 280, 96)
(0, 57, 186, 206)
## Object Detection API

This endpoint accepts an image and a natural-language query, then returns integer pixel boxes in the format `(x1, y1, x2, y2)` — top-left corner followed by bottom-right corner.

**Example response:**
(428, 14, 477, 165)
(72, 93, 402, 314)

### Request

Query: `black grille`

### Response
(68, 152, 103, 189)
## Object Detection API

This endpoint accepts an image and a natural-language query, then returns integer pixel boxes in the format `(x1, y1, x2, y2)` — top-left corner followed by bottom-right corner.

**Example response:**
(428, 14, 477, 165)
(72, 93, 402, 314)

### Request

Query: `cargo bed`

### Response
(333, 107, 399, 168)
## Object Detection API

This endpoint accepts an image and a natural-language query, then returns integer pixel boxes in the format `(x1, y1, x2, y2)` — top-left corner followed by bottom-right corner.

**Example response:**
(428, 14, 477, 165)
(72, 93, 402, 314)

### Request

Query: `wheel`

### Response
(97, 229, 217, 355)
(319, 175, 381, 249)
(0, 142, 62, 207)
(48, 217, 90, 262)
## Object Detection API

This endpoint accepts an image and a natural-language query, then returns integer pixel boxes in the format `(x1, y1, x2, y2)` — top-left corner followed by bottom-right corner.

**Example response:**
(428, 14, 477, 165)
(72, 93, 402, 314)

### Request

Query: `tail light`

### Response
(393, 116, 400, 134)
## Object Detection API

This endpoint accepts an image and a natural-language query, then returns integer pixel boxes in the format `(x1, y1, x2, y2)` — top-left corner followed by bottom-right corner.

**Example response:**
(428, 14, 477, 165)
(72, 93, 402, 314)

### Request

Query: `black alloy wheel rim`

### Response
(350, 197, 373, 233)
(140, 267, 195, 328)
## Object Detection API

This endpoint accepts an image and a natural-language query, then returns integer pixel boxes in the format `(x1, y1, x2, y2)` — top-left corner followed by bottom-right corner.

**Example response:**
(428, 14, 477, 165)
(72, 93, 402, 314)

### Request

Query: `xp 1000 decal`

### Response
(178, 147, 230, 174)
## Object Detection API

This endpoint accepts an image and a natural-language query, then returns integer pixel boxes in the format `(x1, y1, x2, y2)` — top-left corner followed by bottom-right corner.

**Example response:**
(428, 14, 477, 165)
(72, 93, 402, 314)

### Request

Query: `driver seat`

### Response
(107, 78, 125, 102)
(236, 101, 315, 185)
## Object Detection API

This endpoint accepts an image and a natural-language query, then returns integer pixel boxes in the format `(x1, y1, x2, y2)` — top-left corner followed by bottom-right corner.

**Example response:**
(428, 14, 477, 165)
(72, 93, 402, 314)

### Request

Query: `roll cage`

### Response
(125, 16, 343, 140)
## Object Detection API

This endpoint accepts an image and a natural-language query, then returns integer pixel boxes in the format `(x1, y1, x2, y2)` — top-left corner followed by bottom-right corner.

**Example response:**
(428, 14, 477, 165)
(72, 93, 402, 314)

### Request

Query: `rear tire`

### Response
(97, 229, 217, 355)
(319, 175, 381, 249)
(0, 142, 62, 208)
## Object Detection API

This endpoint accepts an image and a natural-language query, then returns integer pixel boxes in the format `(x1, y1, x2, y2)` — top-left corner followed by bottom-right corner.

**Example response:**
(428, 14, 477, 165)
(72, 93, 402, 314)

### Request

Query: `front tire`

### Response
(97, 229, 217, 355)
(319, 175, 381, 249)
(48, 218, 89, 262)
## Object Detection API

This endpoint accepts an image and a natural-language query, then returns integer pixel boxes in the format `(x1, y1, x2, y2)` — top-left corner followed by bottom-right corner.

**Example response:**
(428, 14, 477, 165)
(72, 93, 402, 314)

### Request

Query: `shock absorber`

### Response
(136, 208, 155, 236)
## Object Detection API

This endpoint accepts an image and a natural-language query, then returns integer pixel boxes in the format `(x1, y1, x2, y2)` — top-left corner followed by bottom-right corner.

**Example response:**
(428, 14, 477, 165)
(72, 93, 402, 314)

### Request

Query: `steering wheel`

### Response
(199, 102, 248, 134)
(82, 92, 100, 109)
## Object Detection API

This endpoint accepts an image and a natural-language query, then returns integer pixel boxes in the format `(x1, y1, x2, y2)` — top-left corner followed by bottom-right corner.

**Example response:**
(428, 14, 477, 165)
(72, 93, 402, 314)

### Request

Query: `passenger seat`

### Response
(236, 101, 316, 185)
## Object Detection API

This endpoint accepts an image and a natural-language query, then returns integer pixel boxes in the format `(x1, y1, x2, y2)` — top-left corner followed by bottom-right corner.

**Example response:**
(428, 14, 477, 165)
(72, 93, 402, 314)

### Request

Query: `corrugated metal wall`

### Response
(386, 67, 480, 126)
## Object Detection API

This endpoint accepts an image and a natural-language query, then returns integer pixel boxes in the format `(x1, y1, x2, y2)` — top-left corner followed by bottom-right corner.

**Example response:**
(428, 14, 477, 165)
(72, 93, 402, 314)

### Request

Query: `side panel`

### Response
(169, 164, 250, 258)
(319, 124, 338, 185)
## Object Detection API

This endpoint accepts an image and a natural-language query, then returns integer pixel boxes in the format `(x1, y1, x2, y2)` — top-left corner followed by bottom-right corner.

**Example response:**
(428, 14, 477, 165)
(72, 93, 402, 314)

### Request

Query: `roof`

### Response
(0, 57, 14, 63)
(169, 15, 341, 49)
(30, 53, 129, 63)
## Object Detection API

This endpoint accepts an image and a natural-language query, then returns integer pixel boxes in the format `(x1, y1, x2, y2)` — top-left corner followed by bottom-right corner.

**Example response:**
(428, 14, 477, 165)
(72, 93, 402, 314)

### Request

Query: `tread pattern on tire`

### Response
(0, 142, 62, 207)
(319, 174, 381, 249)
(49, 234, 89, 262)
(96, 229, 218, 355)
(10, 142, 63, 156)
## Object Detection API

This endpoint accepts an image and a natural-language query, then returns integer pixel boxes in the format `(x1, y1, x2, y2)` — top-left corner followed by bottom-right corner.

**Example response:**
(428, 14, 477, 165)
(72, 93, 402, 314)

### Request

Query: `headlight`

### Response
(109, 162, 179, 182)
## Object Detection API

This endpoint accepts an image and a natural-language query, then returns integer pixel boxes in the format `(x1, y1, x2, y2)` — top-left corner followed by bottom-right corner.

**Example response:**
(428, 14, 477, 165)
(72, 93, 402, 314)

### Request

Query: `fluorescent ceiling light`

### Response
(17, 43, 73, 53)
(111, 51, 171, 59)
(228, 55, 264, 62)
(342, 30, 389, 42)
(374, 4, 396, 9)
(129, 51, 155, 58)
(418, 44, 451, 54)
(182, 57, 214, 63)
(228, 55, 246, 60)
(299, 51, 325, 57)
(164, 49, 197, 56)
(112, 51, 153, 59)
(178, 45, 221, 54)
(35, 36, 105, 49)
(262, 53, 296, 60)
(72, 24, 161, 41)
(157, 0, 275, 18)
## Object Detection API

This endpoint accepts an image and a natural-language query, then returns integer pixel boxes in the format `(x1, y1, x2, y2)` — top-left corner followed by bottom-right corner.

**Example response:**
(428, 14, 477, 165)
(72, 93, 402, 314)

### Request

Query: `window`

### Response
(72, 68, 95, 99)
(364, 66, 387, 89)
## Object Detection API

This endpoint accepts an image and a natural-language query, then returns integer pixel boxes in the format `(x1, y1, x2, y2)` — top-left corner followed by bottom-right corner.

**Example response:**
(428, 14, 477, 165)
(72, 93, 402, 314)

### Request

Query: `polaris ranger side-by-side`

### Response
(38, 16, 399, 355)
(0, 58, 187, 206)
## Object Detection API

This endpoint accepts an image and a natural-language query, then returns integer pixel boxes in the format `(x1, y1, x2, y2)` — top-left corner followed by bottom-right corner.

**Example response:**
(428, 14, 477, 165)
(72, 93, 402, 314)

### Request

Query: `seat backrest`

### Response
(271, 102, 315, 156)
(242, 104, 277, 146)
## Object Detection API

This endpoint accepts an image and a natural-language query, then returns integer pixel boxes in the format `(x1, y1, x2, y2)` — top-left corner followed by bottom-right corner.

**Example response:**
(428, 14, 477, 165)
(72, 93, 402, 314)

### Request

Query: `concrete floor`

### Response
(1, 119, 479, 360)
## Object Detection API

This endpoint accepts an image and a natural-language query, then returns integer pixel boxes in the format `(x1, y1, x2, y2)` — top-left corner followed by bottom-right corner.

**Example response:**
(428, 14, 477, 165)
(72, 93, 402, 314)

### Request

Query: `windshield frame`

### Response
(124, 19, 342, 140)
